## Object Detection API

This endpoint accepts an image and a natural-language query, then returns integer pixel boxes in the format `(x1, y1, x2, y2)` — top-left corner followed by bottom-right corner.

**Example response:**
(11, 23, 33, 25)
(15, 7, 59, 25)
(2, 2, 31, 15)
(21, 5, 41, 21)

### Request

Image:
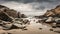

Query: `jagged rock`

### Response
(0, 11, 12, 22)
(55, 5, 60, 16)
(44, 10, 55, 17)
(0, 5, 28, 30)
(0, 5, 8, 9)
(44, 5, 60, 17)
(0, 5, 27, 18)
(5, 9, 18, 18)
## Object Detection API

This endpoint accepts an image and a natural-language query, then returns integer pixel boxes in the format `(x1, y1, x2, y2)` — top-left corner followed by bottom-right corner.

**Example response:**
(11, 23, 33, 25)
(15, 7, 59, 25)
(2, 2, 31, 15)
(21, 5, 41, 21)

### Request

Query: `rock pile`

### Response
(0, 5, 28, 30)
(35, 5, 60, 27)
(44, 5, 60, 27)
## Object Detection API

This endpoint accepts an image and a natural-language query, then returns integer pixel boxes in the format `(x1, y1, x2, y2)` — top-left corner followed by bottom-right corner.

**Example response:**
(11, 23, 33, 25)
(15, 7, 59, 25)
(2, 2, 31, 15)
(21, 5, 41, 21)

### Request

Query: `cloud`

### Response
(2, 0, 60, 3)
(0, 0, 60, 16)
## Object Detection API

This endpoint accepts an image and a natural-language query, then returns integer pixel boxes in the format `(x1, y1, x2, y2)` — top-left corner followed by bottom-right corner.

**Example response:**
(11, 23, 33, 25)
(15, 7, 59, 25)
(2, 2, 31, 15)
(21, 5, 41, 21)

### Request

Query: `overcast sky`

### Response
(0, 0, 60, 17)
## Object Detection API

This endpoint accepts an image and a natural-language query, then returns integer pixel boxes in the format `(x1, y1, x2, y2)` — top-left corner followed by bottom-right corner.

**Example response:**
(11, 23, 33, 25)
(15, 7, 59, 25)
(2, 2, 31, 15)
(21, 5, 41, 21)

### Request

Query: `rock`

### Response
(13, 19, 27, 29)
(13, 23, 26, 28)
(5, 9, 18, 18)
(39, 28, 42, 30)
(44, 5, 60, 17)
(0, 5, 27, 18)
(44, 9, 55, 17)
(0, 5, 28, 30)
(54, 18, 60, 27)
(50, 29, 53, 31)
(0, 20, 3, 25)
(21, 14, 27, 18)
(0, 11, 13, 22)
(52, 26, 56, 28)
(45, 17, 54, 23)
(54, 31, 60, 33)
(54, 5, 60, 16)
(52, 23, 56, 28)
(17, 12, 21, 18)
(22, 28, 28, 30)
(2, 23, 12, 29)
(56, 24, 60, 27)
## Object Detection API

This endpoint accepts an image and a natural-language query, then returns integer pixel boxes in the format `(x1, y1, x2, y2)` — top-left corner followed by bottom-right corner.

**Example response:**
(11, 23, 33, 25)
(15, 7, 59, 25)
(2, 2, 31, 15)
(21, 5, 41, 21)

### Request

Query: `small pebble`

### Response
(39, 28, 42, 30)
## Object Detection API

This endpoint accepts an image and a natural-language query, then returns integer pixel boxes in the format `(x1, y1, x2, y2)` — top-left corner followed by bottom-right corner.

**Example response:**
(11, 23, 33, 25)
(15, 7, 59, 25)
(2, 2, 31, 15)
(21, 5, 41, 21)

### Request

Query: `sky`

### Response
(0, 0, 60, 17)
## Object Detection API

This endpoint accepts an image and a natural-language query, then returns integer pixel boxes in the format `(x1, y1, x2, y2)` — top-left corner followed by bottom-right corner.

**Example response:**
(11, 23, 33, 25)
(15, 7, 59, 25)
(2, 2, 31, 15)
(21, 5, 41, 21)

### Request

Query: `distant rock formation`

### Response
(0, 5, 27, 22)
(44, 5, 60, 17)
(35, 5, 60, 18)
(0, 5, 27, 18)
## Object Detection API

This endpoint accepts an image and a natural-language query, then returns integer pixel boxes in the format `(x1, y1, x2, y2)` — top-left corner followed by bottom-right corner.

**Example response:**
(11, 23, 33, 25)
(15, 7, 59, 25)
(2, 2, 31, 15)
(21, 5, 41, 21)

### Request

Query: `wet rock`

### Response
(45, 17, 54, 23)
(39, 28, 42, 30)
(52, 26, 56, 28)
(56, 24, 60, 27)
(23, 19, 30, 24)
(52, 23, 56, 28)
(0, 21, 13, 30)
(55, 18, 60, 27)
(50, 29, 53, 31)
(54, 31, 60, 33)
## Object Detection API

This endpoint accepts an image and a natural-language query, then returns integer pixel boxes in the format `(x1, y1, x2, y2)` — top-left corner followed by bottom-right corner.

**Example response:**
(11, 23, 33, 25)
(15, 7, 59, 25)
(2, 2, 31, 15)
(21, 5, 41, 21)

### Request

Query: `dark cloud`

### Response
(1, 0, 60, 10)
(2, 0, 60, 3)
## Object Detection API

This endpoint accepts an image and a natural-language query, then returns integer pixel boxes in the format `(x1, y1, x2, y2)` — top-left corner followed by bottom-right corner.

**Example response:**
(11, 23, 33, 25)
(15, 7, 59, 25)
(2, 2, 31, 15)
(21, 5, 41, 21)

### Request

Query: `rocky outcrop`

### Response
(44, 5, 60, 17)
(34, 5, 60, 27)
(0, 5, 27, 18)
(0, 5, 28, 30)
(0, 11, 12, 22)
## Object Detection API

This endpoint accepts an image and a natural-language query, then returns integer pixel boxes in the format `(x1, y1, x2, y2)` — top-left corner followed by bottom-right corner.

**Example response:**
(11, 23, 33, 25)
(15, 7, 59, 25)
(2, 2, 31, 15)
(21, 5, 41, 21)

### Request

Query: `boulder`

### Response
(0, 11, 12, 22)
(45, 17, 54, 23)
